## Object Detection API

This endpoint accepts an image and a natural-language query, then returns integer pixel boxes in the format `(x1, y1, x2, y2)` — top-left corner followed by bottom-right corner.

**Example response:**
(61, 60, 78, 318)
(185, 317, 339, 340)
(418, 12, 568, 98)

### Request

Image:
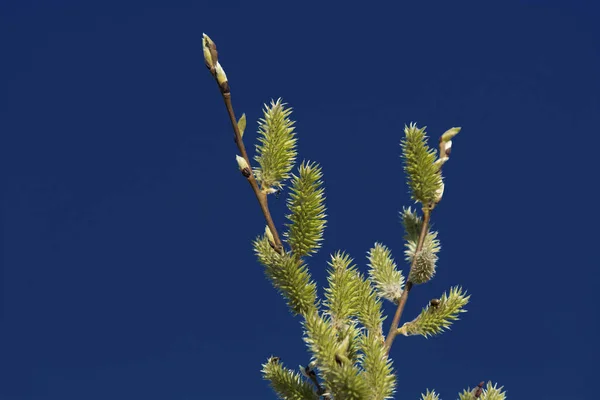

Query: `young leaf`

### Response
(237, 113, 247, 138)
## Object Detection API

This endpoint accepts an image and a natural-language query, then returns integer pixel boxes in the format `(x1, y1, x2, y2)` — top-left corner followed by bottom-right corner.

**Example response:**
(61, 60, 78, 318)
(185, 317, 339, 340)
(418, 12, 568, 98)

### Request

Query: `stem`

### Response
(221, 92, 284, 254)
(384, 207, 431, 353)
(304, 365, 330, 400)
(208, 48, 326, 398)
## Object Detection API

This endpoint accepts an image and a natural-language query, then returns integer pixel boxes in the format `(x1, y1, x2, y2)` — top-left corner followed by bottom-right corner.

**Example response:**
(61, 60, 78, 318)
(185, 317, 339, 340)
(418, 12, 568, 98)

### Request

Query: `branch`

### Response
(203, 34, 284, 254)
(302, 364, 331, 400)
(205, 34, 331, 399)
(384, 207, 431, 353)
(384, 126, 458, 353)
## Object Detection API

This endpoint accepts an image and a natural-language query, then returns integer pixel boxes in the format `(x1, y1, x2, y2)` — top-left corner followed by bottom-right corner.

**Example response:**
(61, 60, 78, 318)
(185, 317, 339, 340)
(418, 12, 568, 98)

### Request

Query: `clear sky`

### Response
(2, 0, 599, 399)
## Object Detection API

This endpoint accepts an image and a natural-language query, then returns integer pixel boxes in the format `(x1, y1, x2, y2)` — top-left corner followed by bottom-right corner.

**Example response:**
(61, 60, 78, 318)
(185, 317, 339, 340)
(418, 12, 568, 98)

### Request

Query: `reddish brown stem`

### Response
(384, 208, 431, 353)
(220, 92, 284, 254)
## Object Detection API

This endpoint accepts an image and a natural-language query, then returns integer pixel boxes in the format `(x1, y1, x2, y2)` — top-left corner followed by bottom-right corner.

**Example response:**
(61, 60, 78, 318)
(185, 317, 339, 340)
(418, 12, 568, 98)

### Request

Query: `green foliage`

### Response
(254, 98, 298, 191)
(398, 286, 470, 338)
(400, 124, 443, 205)
(285, 161, 327, 258)
(421, 389, 440, 400)
(367, 243, 405, 304)
(253, 235, 317, 316)
(401, 208, 441, 284)
(261, 357, 319, 400)
(237, 113, 247, 138)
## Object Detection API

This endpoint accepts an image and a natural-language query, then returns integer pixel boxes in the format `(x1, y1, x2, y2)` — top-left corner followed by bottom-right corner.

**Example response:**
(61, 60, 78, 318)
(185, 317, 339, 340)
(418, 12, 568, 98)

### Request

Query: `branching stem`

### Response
(384, 207, 431, 353)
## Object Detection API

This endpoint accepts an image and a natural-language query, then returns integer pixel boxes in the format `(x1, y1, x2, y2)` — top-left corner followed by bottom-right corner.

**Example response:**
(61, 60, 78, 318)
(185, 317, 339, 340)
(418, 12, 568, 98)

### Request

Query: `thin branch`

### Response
(222, 93, 284, 254)
(303, 364, 331, 400)
(206, 35, 332, 398)
(384, 207, 431, 353)
(208, 73, 285, 254)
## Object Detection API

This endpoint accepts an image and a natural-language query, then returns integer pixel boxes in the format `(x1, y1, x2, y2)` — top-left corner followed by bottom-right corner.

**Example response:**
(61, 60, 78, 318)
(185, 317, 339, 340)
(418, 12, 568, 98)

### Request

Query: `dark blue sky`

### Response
(2, 1, 599, 399)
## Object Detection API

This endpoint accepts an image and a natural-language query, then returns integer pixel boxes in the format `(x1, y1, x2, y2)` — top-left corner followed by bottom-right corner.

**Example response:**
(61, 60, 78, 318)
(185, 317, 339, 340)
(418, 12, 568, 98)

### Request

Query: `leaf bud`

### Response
(214, 62, 230, 93)
(265, 225, 275, 246)
(237, 113, 246, 138)
(441, 127, 460, 143)
(435, 182, 445, 203)
(202, 33, 218, 70)
(235, 155, 251, 177)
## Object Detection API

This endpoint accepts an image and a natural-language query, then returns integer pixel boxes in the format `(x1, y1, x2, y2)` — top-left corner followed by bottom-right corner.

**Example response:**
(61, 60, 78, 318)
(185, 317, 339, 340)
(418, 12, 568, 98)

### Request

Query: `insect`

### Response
(473, 381, 484, 398)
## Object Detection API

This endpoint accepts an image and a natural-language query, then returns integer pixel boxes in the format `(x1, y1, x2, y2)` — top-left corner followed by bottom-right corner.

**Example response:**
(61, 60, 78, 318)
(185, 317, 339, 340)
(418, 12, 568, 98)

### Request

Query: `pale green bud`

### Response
(215, 62, 228, 87)
(441, 127, 460, 142)
(237, 113, 246, 138)
(265, 225, 275, 246)
(444, 140, 453, 152)
(435, 182, 445, 203)
(236, 155, 249, 171)
(202, 33, 218, 70)
(434, 157, 448, 170)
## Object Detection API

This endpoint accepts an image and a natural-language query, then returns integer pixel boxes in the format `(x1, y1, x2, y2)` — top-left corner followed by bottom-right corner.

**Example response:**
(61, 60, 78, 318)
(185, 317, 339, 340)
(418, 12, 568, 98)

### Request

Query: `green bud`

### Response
(237, 113, 246, 138)
(435, 181, 444, 203)
(441, 127, 460, 143)
(202, 33, 218, 70)
(236, 155, 249, 171)
(265, 225, 275, 246)
(214, 62, 229, 92)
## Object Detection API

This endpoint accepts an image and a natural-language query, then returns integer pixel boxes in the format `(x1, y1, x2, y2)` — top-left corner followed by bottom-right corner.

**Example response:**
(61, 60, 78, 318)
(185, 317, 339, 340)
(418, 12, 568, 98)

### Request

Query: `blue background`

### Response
(2, 0, 599, 399)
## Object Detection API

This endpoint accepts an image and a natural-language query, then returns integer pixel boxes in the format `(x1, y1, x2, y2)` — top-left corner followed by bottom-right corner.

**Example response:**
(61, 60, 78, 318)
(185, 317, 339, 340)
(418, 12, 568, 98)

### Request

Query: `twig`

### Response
(384, 207, 431, 353)
(207, 61, 284, 255)
(303, 365, 331, 400)
(206, 34, 334, 398)
(383, 128, 456, 353)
